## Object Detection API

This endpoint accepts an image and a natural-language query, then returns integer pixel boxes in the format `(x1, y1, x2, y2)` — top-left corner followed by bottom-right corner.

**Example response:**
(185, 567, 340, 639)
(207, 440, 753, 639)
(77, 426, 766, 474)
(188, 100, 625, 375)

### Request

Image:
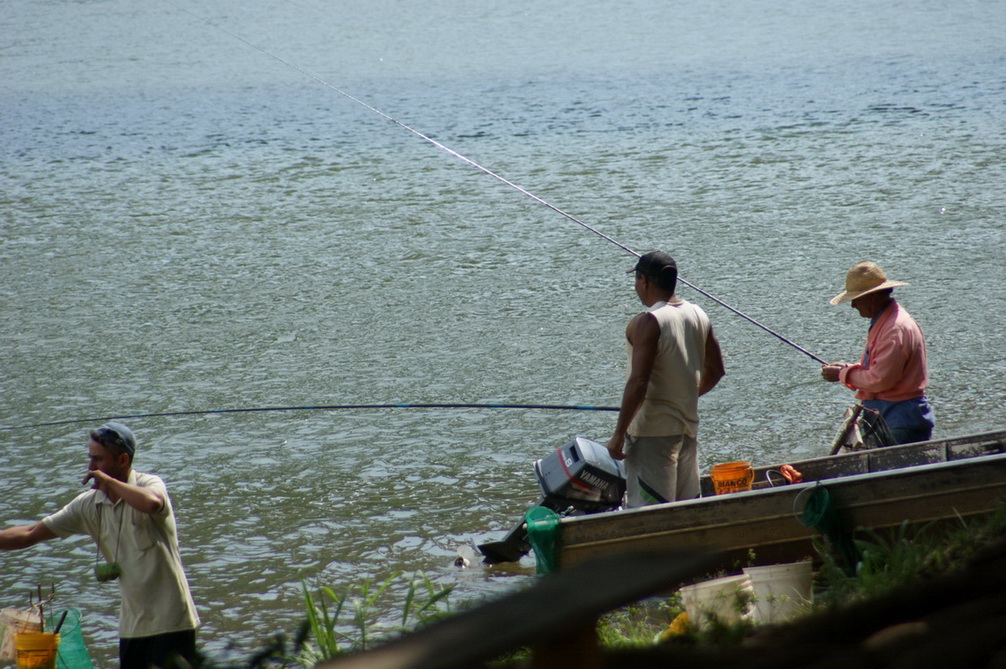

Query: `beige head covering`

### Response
(830, 262, 907, 305)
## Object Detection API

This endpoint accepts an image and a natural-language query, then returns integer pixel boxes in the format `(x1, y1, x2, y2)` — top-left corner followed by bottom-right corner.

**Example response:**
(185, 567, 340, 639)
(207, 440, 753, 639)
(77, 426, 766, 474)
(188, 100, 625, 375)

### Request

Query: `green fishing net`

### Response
(800, 485, 860, 576)
(525, 506, 561, 574)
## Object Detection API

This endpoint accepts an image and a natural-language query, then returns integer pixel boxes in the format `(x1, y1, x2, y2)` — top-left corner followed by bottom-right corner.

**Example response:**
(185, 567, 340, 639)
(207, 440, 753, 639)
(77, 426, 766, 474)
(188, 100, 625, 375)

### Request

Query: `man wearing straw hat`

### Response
(607, 251, 725, 508)
(822, 262, 935, 444)
(0, 422, 200, 668)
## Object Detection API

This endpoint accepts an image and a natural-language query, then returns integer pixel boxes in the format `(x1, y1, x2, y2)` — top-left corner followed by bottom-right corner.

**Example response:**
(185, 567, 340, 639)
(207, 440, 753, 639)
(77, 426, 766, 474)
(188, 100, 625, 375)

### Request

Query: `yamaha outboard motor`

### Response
(478, 436, 626, 563)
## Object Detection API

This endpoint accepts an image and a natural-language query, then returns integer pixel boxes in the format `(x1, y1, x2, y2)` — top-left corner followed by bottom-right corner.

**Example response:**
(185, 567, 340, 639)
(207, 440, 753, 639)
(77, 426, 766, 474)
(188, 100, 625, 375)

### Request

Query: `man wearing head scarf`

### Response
(0, 422, 200, 668)
(607, 251, 725, 508)
(822, 262, 935, 444)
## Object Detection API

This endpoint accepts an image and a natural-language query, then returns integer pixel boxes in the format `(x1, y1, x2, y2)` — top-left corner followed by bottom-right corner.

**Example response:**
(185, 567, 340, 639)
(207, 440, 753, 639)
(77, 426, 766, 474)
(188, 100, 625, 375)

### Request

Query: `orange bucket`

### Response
(710, 461, 755, 495)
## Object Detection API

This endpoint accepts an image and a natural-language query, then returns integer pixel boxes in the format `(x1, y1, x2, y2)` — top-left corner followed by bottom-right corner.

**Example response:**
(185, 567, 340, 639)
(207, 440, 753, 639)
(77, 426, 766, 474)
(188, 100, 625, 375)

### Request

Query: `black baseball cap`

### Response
(627, 250, 677, 277)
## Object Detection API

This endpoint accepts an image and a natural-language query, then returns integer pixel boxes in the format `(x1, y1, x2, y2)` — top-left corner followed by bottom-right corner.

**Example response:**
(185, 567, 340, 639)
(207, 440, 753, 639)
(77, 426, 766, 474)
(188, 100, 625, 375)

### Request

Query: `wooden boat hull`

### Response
(557, 430, 1006, 571)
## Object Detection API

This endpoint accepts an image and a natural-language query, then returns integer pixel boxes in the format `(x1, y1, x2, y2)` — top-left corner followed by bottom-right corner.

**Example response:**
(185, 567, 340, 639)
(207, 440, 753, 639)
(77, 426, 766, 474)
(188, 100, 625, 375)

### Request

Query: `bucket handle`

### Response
(765, 469, 788, 487)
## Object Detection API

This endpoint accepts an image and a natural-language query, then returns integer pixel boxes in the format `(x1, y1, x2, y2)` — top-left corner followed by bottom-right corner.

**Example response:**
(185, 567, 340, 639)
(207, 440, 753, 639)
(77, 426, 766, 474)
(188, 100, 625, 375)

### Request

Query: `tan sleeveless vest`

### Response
(627, 299, 710, 438)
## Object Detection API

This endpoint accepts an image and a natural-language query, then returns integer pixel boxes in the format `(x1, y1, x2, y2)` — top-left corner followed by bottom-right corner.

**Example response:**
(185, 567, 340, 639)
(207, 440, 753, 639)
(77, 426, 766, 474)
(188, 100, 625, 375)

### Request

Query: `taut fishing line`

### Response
(158, 0, 824, 365)
(4, 3, 825, 432)
(1, 403, 618, 432)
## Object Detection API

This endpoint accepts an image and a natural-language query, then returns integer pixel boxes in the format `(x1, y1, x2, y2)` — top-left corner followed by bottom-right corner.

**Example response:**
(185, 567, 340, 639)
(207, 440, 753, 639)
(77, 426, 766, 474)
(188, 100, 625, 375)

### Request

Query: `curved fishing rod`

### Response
(0, 402, 619, 432)
(161, 1, 826, 366)
(161, 0, 635, 257)
(675, 279, 826, 364)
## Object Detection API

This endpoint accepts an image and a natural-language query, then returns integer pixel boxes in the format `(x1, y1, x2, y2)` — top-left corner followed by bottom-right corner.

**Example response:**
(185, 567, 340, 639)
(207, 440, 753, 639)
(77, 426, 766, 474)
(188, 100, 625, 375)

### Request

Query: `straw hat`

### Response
(829, 262, 907, 305)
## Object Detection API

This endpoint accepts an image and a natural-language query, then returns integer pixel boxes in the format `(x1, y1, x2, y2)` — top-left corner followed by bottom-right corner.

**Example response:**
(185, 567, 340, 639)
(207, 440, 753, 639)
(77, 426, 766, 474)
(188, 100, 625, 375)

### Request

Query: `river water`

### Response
(2, 0, 1005, 664)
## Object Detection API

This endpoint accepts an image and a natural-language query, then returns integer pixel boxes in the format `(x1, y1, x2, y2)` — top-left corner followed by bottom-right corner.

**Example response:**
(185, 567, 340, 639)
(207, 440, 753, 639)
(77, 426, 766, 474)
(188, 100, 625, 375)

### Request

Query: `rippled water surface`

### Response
(3, 0, 1005, 664)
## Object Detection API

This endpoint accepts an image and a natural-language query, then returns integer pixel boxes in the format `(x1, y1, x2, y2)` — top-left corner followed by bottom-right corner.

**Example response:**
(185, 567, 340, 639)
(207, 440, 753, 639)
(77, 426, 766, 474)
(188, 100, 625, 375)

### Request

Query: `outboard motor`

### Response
(478, 436, 626, 563)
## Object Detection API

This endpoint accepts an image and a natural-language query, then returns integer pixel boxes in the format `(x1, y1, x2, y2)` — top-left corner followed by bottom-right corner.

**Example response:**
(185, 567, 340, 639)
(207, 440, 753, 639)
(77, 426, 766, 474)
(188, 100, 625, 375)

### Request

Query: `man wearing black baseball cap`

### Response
(608, 251, 725, 508)
(0, 423, 200, 668)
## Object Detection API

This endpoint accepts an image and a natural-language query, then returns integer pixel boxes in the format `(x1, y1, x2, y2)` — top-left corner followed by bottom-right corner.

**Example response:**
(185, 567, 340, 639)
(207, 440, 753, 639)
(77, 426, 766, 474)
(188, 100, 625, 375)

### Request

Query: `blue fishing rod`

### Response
(1, 403, 618, 432)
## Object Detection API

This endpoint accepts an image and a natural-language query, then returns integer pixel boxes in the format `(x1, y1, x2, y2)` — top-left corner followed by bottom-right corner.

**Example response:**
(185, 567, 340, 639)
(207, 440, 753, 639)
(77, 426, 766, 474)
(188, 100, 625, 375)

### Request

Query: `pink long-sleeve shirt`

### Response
(838, 300, 929, 402)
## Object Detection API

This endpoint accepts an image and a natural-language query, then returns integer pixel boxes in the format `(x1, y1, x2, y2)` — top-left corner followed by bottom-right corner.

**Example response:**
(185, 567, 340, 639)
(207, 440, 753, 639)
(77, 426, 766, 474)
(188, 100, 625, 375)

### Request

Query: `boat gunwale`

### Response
(556, 431, 1006, 568)
(561, 429, 1006, 528)
(562, 448, 1006, 529)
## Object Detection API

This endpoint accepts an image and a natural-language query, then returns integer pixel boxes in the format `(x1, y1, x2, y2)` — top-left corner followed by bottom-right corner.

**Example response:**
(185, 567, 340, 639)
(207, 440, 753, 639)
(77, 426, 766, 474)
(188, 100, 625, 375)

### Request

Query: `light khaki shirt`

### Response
(43, 470, 200, 638)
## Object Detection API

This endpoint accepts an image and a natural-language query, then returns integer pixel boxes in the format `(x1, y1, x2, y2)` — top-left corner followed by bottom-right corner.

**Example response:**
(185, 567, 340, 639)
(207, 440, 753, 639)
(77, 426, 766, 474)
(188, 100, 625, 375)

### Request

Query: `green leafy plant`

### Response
(301, 582, 348, 661)
(598, 596, 683, 648)
(399, 571, 455, 630)
(298, 571, 454, 665)
(814, 505, 1006, 610)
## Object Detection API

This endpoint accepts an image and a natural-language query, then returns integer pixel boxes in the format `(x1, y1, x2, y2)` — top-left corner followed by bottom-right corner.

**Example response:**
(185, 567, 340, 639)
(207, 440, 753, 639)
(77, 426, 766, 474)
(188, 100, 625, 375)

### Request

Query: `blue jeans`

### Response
(863, 396, 935, 445)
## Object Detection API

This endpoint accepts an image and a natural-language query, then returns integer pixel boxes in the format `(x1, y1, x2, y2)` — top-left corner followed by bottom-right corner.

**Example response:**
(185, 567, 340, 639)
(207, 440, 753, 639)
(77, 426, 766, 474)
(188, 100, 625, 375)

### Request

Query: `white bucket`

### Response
(742, 560, 814, 624)
(678, 573, 753, 630)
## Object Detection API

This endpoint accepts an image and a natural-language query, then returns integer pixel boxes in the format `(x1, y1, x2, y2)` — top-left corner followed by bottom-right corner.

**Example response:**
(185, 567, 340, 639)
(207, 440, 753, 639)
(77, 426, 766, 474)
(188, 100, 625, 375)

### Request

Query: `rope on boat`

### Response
(158, 0, 826, 366)
(0, 403, 620, 432)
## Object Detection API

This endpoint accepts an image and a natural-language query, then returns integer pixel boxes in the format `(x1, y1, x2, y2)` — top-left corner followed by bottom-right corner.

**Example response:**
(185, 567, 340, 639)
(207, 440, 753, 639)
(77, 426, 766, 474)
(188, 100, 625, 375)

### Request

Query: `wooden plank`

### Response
(316, 551, 717, 669)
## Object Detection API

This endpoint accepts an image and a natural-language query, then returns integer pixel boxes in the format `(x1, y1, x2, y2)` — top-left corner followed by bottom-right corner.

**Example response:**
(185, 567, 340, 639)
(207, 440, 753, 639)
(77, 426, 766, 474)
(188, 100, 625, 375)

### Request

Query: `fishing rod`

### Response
(162, 1, 826, 366)
(0, 403, 619, 432)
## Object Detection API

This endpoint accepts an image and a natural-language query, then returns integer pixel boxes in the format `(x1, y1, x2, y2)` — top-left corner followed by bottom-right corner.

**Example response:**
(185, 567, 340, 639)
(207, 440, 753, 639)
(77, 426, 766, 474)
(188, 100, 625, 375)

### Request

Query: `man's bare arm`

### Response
(0, 521, 58, 551)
